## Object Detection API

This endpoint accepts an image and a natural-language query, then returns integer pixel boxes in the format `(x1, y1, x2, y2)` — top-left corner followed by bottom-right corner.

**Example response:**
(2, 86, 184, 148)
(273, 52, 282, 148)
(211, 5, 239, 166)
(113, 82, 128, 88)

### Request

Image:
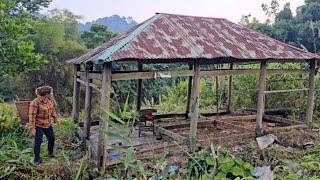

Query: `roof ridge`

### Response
(156, 12, 226, 20)
(94, 14, 163, 63)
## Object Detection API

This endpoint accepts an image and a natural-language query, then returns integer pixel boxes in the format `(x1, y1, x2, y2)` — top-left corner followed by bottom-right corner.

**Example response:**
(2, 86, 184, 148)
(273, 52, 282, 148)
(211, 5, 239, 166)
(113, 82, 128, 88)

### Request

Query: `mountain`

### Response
(79, 15, 138, 33)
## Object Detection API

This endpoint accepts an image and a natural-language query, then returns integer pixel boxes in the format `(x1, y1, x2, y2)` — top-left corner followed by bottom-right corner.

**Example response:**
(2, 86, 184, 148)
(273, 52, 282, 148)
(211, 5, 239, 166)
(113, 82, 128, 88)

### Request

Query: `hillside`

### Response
(79, 14, 138, 32)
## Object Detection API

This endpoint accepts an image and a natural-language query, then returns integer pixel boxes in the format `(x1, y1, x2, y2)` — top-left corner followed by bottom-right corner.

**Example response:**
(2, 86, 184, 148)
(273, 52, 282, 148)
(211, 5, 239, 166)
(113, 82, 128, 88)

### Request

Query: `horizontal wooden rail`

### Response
(264, 88, 309, 94)
(111, 69, 308, 81)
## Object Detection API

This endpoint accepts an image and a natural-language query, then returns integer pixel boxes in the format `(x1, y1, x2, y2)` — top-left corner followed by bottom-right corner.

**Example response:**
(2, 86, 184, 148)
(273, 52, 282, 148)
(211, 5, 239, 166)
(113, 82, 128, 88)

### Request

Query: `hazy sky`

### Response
(45, 0, 305, 23)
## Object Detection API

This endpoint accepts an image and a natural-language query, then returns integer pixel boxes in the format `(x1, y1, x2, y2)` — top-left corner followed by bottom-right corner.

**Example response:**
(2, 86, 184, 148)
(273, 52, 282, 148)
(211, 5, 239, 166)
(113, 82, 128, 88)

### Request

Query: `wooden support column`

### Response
(256, 61, 267, 136)
(227, 63, 233, 113)
(97, 62, 112, 170)
(136, 63, 143, 111)
(185, 64, 193, 119)
(216, 75, 219, 120)
(306, 59, 316, 127)
(83, 63, 93, 142)
(189, 62, 201, 152)
(72, 64, 81, 123)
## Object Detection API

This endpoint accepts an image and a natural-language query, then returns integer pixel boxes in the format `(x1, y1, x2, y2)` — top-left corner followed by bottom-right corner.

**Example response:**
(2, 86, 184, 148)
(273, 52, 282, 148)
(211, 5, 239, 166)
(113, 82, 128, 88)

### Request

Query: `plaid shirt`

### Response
(28, 96, 58, 130)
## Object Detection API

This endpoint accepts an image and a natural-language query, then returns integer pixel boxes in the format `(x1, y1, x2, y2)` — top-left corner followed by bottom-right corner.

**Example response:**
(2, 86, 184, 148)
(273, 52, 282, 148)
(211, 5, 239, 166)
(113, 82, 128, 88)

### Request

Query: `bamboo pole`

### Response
(227, 63, 233, 113)
(97, 62, 112, 170)
(83, 63, 93, 142)
(306, 60, 316, 127)
(137, 63, 143, 111)
(72, 64, 81, 123)
(185, 64, 193, 119)
(189, 62, 201, 152)
(256, 61, 267, 136)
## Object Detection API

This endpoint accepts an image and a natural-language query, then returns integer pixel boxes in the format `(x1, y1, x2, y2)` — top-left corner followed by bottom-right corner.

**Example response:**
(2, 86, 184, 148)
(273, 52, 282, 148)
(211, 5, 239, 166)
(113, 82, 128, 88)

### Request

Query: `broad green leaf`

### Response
(206, 156, 215, 166)
(221, 160, 235, 173)
(231, 166, 245, 177)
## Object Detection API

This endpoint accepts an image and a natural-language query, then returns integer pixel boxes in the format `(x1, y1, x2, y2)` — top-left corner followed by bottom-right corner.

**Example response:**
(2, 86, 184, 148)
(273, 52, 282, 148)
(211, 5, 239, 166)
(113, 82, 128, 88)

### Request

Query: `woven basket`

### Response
(15, 101, 31, 123)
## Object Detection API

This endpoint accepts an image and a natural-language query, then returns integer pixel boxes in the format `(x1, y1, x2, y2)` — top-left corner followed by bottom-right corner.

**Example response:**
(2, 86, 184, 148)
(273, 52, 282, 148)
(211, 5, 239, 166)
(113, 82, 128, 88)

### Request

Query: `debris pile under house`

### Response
(67, 13, 319, 169)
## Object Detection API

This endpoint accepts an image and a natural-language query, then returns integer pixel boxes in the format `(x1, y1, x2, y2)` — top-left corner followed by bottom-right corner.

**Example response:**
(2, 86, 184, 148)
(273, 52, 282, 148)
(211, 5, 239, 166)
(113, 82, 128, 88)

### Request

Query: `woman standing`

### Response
(28, 86, 60, 165)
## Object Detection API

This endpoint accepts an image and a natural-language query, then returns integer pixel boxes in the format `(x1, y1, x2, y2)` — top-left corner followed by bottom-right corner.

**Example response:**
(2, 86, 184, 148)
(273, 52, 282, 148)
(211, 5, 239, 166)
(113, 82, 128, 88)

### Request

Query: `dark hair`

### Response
(38, 86, 52, 96)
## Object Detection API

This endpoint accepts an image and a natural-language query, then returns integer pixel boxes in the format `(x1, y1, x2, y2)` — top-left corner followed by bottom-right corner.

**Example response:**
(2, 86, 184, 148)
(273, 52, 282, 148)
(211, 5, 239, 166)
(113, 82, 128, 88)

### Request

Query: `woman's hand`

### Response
(55, 118, 61, 125)
(29, 128, 36, 137)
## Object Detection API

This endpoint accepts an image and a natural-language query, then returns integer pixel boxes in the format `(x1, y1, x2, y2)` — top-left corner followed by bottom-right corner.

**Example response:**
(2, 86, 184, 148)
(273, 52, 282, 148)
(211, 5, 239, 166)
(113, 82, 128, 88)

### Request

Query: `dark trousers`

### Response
(34, 126, 55, 162)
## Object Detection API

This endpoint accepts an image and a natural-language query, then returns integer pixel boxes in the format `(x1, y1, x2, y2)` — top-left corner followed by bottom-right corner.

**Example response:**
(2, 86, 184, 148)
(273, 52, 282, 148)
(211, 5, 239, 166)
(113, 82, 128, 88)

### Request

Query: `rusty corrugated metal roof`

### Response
(68, 13, 319, 64)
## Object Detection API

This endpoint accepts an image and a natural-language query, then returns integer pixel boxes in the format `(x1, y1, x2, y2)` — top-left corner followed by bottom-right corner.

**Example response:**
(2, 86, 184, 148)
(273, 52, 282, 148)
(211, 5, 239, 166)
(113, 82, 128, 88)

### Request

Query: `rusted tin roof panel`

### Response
(68, 13, 318, 64)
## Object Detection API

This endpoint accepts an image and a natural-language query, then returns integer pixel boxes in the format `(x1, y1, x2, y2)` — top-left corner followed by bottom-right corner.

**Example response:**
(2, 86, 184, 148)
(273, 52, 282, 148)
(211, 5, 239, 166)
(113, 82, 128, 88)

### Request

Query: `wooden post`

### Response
(72, 64, 81, 123)
(227, 63, 233, 113)
(216, 76, 219, 120)
(137, 63, 143, 111)
(189, 62, 201, 152)
(185, 64, 193, 119)
(256, 61, 267, 136)
(97, 62, 112, 170)
(306, 59, 316, 127)
(83, 63, 93, 142)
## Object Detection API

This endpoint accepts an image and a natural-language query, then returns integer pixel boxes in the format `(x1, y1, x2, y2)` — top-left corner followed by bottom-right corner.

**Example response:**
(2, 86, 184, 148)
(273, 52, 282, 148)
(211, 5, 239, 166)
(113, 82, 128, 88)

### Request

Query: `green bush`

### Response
(0, 101, 20, 134)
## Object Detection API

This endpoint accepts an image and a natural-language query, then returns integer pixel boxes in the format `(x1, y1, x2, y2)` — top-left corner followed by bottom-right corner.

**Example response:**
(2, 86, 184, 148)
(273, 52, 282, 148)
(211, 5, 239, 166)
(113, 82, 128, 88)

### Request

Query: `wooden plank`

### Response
(137, 63, 143, 111)
(112, 70, 194, 81)
(265, 124, 308, 134)
(189, 62, 201, 152)
(256, 61, 267, 136)
(77, 71, 102, 80)
(72, 65, 81, 124)
(227, 63, 233, 113)
(83, 64, 93, 142)
(263, 115, 304, 125)
(185, 64, 193, 119)
(306, 60, 316, 127)
(111, 69, 308, 81)
(162, 115, 256, 130)
(155, 126, 187, 142)
(153, 111, 228, 120)
(97, 62, 112, 170)
(264, 88, 309, 94)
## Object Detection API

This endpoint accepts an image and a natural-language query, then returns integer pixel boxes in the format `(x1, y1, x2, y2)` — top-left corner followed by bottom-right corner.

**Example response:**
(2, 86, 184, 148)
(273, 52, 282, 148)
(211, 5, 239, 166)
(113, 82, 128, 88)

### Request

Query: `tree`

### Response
(0, 0, 46, 77)
(81, 24, 116, 49)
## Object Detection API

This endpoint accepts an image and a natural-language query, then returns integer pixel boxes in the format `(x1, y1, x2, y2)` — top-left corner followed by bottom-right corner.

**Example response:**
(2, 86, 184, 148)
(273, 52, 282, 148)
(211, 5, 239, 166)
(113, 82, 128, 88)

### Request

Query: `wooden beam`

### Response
(77, 71, 102, 80)
(111, 69, 308, 81)
(185, 64, 193, 119)
(263, 115, 304, 125)
(72, 65, 81, 124)
(112, 70, 194, 81)
(155, 126, 187, 142)
(306, 59, 316, 127)
(83, 64, 93, 143)
(256, 61, 267, 136)
(137, 63, 143, 111)
(264, 88, 309, 94)
(227, 63, 233, 113)
(97, 62, 112, 170)
(265, 124, 308, 134)
(189, 62, 201, 152)
(215, 75, 219, 120)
